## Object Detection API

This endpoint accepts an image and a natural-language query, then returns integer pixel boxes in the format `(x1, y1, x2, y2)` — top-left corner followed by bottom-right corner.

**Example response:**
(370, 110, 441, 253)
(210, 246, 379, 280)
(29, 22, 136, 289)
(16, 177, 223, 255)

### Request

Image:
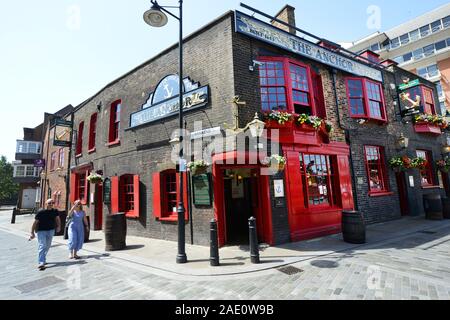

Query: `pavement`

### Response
(1, 209, 450, 299)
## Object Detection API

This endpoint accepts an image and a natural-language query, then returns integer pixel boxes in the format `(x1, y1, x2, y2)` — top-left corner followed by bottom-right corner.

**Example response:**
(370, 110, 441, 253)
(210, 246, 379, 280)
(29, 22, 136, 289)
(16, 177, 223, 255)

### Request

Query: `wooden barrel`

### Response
(105, 213, 127, 251)
(423, 194, 443, 220)
(443, 198, 450, 219)
(342, 211, 366, 244)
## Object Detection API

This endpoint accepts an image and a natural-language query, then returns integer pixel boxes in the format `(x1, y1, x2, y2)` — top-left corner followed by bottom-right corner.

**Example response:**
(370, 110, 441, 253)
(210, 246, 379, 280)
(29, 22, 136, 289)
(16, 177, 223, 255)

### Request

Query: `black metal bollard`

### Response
(248, 216, 260, 264)
(210, 219, 220, 266)
(11, 208, 16, 224)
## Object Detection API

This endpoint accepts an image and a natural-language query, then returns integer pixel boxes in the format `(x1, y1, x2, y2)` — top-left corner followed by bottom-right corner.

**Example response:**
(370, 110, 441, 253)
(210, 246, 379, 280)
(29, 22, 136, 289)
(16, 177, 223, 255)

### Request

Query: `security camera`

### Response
(249, 60, 264, 71)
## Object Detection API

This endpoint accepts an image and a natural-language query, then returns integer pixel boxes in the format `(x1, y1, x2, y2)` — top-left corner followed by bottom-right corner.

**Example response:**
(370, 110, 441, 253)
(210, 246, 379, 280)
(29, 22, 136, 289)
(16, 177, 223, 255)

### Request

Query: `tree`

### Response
(0, 156, 19, 202)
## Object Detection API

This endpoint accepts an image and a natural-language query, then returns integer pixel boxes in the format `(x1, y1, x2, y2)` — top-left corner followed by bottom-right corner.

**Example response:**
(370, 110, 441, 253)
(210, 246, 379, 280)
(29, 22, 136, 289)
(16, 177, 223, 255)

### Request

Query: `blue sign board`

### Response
(235, 11, 383, 83)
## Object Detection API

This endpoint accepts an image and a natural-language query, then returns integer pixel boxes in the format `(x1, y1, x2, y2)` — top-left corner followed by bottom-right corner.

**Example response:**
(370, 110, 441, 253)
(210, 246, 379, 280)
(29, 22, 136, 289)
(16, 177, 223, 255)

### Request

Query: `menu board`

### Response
(103, 178, 111, 204)
(192, 174, 212, 206)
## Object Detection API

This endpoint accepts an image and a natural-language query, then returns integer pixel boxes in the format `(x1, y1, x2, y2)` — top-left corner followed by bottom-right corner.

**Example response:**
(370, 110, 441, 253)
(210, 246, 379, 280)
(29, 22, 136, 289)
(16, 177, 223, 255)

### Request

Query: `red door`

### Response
(395, 172, 409, 216)
(95, 184, 103, 230)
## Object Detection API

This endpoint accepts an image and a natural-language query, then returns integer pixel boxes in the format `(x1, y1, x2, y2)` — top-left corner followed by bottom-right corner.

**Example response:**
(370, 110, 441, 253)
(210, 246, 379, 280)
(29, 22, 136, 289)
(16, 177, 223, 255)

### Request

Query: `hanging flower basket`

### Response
(87, 172, 103, 184)
(389, 156, 412, 172)
(436, 158, 450, 173)
(262, 154, 286, 171)
(187, 160, 209, 176)
(410, 157, 427, 170)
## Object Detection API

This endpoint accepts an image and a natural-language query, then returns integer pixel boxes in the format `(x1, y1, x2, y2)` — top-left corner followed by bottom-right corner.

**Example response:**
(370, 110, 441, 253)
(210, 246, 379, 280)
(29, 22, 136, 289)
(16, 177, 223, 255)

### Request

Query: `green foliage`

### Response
(0, 156, 19, 201)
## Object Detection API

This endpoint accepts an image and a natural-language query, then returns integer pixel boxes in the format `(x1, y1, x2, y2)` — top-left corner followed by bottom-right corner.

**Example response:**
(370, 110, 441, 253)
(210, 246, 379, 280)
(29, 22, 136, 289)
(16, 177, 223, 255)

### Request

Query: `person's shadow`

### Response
(45, 260, 88, 269)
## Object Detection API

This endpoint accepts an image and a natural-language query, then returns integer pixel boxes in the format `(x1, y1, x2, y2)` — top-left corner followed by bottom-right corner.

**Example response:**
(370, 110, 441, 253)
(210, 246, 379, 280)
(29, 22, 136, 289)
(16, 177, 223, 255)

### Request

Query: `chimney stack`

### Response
(271, 5, 296, 35)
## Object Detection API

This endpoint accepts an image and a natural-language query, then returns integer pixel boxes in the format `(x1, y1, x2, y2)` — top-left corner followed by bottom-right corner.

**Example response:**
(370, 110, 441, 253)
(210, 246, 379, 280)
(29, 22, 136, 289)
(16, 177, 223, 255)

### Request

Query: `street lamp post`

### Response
(144, 0, 187, 264)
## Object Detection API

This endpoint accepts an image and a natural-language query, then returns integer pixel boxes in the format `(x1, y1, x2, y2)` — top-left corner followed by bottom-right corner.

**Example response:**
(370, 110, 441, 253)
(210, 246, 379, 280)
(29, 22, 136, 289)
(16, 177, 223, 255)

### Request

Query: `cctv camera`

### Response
(249, 60, 264, 71)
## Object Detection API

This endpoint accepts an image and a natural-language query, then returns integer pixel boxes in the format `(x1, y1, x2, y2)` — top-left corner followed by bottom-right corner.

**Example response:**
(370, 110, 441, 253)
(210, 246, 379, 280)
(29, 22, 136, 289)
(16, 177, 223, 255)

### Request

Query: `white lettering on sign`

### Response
(190, 127, 221, 140)
(235, 11, 383, 83)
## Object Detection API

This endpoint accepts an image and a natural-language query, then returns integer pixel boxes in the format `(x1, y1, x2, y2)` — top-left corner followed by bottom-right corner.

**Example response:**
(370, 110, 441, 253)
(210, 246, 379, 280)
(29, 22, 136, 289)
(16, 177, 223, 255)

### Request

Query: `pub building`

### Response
(65, 4, 447, 247)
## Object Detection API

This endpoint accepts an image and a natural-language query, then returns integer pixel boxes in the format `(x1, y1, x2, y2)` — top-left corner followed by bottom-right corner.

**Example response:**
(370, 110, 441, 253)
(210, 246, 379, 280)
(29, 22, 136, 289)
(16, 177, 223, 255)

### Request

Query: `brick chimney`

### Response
(271, 5, 296, 35)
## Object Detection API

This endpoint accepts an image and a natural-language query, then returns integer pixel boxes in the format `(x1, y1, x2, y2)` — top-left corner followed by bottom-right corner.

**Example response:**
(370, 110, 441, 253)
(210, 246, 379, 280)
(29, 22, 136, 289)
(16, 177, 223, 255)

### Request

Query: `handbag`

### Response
(64, 215, 72, 240)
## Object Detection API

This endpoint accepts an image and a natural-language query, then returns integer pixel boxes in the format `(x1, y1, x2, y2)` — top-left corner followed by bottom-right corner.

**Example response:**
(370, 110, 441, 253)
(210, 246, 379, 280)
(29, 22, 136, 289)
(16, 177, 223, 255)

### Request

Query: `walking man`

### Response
(30, 199, 61, 270)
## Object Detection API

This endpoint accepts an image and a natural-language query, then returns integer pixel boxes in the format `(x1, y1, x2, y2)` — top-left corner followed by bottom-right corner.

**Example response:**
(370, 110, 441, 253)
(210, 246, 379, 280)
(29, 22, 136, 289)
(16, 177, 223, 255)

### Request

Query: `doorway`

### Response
(95, 184, 103, 230)
(223, 168, 260, 245)
(395, 172, 409, 216)
(22, 188, 37, 209)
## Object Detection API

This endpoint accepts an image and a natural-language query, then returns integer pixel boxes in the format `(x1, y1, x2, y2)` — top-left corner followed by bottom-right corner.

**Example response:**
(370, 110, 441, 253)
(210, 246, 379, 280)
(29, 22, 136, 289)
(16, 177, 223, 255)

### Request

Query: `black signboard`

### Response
(192, 174, 212, 206)
(103, 178, 111, 204)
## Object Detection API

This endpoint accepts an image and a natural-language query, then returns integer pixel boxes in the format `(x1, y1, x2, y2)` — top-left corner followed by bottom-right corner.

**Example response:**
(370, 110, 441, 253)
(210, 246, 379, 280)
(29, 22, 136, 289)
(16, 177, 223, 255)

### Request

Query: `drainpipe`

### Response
(329, 68, 359, 211)
(65, 112, 75, 214)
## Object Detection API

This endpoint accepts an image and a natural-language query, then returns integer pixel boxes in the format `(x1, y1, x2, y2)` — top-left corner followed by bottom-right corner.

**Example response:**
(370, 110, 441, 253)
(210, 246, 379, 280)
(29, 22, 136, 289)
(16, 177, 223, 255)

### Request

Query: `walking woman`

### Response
(67, 200, 89, 259)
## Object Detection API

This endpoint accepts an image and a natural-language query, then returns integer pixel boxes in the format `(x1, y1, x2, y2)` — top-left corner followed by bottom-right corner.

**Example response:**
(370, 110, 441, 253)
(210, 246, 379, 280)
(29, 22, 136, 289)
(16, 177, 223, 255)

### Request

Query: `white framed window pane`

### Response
(420, 25, 430, 37)
(427, 64, 439, 77)
(400, 34, 410, 45)
(403, 52, 413, 62)
(435, 40, 446, 51)
(413, 48, 424, 60)
(17, 142, 27, 153)
(28, 143, 37, 154)
(390, 37, 400, 49)
(26, 166, 35, 177)
(417, 67, 427, 77)
(370, 43, 380, 51)
(431, 20, 442, 33)
(16, 166, 25, 177)
(393, 56, 404, 64)
(444, 16, 450, 28)
(423, 44, 435, 57)
(409, 29, 420, 41)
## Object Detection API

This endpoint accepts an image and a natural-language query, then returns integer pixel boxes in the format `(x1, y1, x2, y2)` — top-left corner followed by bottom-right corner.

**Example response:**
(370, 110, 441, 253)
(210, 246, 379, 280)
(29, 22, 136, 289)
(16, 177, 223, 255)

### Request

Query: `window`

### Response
(390, 37, 400, 49)
(152, 170, 189, 221)
(299, 154, 338, 208)
(259, 61, 287, 111)
(420, 25, 431, 38)
(447, 38, 450, 47)
(399, 33, 410, 45)
(290, 63, 312, 114)
(50, 152, 56, 170)
(403, 52, 413, 63)
(409, 29, 420, 41)
(26, 166, 35, 177)
(109, 101, 121, 143)
(443, 16, 450, 28)
(413, 48, 424, 60)
(364, 146, 389, 193)
(88, 113, 97, 151)
(120, 175, 135, 214)
(423, 44, 435, 57)
(164, 170, 178, 217)
(404, 85, 436, 115)
(439, 101, 447, 116)
(15, 166, 25, 177)
(431, 20, 442, 33)
(76, 121, 84, 156)
(345, 78, 386, 121)
(77, 172, 87, 203)
(58, 148, 64, 168)
(393, 56, 404, 64)
(422, 87, 435, 114)
(417, 64, 439, 79)
(416, 150, 434, 186)
(435, 81, 444, 98)
(258, 57, 323, 117)
(435, 40, 446, 51)
(370, 43, 380, 52)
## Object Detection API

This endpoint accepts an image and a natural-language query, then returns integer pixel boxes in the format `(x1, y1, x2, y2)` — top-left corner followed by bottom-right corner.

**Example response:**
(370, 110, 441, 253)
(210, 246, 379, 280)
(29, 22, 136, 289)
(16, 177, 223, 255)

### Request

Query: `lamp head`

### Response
(143, 2, 168, 27)
(247, 113, 266, 138)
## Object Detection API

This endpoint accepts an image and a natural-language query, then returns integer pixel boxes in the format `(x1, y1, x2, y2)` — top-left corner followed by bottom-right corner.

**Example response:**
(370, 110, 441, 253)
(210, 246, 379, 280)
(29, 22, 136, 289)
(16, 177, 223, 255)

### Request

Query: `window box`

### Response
(369, 191, 394, 197)
(414, 123, 443, 135)
(265, 119, 295, 130)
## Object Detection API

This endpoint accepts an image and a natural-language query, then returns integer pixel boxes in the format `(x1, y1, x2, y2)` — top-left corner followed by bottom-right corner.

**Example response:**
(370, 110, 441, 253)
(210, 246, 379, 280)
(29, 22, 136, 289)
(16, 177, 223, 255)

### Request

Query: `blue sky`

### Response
(1, 0, 448, 162)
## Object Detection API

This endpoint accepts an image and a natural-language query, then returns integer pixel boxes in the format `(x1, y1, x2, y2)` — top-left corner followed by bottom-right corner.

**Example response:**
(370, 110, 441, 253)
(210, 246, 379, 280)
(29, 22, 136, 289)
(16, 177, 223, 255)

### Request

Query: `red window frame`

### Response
(58, 148, 64, 168)
(88, 113, 97, 152)
(345, 77, 387, 121)
(404, 85, 436, 115)
(416, 150, 434, 186)
(422, 87, 435, 115)
(258, 56, 318, 116)
(76, 121, 84, 156)
(50, 152, 56, 171)
(120, 175, 135, 214)
(108, 100, 121, 144)
(75, 171, 88, 204)
(364, 146, 389, 194)
(299, 153, 339, 209)
(153, 170, 189, 221)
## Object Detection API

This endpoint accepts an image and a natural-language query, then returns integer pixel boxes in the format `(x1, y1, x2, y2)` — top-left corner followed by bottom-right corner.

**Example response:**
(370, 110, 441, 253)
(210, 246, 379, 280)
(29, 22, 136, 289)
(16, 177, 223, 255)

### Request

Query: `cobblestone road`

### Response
(1, 218, 450, 300)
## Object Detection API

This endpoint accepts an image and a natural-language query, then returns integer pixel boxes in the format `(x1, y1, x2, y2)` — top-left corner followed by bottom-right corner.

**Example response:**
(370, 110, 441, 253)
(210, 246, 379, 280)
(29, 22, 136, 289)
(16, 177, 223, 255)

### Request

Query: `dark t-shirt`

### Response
(35, 209, 59, 231)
